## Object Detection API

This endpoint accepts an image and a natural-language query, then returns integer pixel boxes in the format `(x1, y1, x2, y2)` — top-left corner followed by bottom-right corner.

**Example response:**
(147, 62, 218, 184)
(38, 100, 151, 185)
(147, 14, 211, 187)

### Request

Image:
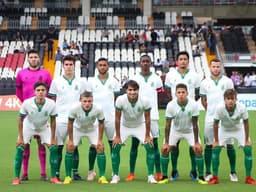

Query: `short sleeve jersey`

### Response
(214, 102, 248, 131)
(200, 75, 234, 118)
(132, 72, 163, 120)
(16, 68, 52, 102)
(165, 68, 200, 100)
(165, 98, 199, 133)
(49, 75, 87, 121)
(20, 97, 57, 129)
(115, 94, 151, 128)
(87, 75, 120, 119)
(69, 103, 105, 132)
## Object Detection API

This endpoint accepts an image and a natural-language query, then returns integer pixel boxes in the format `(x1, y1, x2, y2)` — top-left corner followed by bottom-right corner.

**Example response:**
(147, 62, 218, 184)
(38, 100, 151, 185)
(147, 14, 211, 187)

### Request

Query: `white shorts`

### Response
(120, 123, 147, 144)
(204, 119, 234, 145)
(204, 120, 214, 145)
(151, 120, 159, 138)
(218, 128, 246, 147)
(94, 117, 115, 141)
(56, 121, 68, 145)
(73, 126, 98, 146)
(168, 129, 201, 146)
(23, 122, 51, 145)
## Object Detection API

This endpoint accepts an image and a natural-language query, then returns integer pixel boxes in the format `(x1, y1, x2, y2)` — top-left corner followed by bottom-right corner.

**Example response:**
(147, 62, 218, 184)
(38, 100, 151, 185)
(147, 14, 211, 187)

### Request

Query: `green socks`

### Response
(65, 152, 73, 177)
(129, 137, 139, 173)
(144, 143, 155, 175)
(189, 146, 196, 172)
(212, 146, 221, 176)
(97, 153, 106, 177)
(160, 156, 169, 177)
(204, 145, 212, 174)
(49, 145, 58, 178)
(111, 144, 121, 175)
(171, 148, 179, 172)
(72, 147, 79, 175)
(244, 146, 252, 176)
(88, 146, 97, 171)
(195, 155, 204, 177)
(56, 145, 63, 176)
(227, 146, 236, 173)
(153, 138, 161, 173)
(14, 146, 24, 178)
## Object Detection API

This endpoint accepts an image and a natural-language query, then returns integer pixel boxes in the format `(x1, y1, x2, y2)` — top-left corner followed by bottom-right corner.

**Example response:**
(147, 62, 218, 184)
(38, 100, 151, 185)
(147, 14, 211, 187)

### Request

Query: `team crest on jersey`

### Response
(151, 82, 154, 87)
(137, 107, 142, 112)
(75, 85, 78, 90)
(108, 84, 112, 89)
(221, 85, 225, 90)
(44, 111, 48, 116)
(188, 79, 192, 85)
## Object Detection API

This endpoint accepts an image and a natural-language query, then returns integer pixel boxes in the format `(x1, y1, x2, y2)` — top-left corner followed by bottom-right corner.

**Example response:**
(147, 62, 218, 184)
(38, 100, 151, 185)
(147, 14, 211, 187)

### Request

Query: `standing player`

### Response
(12, 82, 61, 185)
(49, 55, 87, 180)
(164, 51, 201, 181)
(63, 91, 108, 184)
(16, 49, 52, 181)
(126, 55, 163, 181)
(200, 58, 235, 181)
(209, 89, 256, 185)
(110, 80, 157, 184)
(159, 83, 207, 184)
(86, 57, 120, 181)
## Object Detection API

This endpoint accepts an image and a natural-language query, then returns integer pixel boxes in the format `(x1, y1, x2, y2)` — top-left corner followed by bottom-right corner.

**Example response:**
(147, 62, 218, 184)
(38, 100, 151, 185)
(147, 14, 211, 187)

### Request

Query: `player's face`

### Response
(80, 96, 93, 111)
(177, 54, 189, 69)
(34, 85, 47, 99)
(140, 56, 151, 70)
(224, 96, 236, 110)
(28, 53, 40, 69)
(175, 87, 188, 103)
(210, 61, 221, 77)
(63, 60, 75, 75)
(126, 86, 139, 101)
(97, 60, 109, 75)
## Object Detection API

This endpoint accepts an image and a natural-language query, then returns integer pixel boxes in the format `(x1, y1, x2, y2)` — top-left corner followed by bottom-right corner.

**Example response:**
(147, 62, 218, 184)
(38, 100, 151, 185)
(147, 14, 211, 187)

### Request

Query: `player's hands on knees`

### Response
(67, 140, 75, 152)
(245, 140, 252, 146)
(193, 142, 202, 156)
(145, 136, 153, 147)
(112, 137, 122, 148)
(96, 140, 104, 153)
(161, 143, 170, 156)
(50, 138, 57, 146)
(16, 137, 25, 147)
(212, 141, 219, 148)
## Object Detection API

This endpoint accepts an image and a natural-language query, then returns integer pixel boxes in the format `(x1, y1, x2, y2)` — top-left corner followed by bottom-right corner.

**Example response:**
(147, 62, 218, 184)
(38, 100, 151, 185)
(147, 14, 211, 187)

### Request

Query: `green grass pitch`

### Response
(1, 110, 256, 192)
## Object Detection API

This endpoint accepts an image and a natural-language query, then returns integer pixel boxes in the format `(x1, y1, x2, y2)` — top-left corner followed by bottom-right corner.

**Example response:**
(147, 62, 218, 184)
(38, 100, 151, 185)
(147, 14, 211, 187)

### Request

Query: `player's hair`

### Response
(210, 58, 221, 65)
(224, 89, 237, 99)
(140, 54, 151, 62)
(176, 51, 189, 60)
(33, 81, 48, 90)
(28, 49, 39, 56)
(80, 91, 93, 99)
(124, 80, 139, 90)
(97, 57, 109, 65)
(176, 83, 187, 91)
(62, 55, 76, 64)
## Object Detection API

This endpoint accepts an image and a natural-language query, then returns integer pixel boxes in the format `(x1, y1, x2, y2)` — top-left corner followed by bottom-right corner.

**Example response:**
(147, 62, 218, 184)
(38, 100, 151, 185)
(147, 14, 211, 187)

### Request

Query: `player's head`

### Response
(80, 91, 93, 111)
(140, 54, 152, 70)
(28, 49, 40, 69)
(97, 57, 109, 75)
(176, 51, 189, 69)
(223, 89, 237, 109)
(124, 80, 139, 101)
(175, 83, 188, 103)
(62, 55, 75, 75)
(209, 58, 222, 77)
(33, 81, 48, 99)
